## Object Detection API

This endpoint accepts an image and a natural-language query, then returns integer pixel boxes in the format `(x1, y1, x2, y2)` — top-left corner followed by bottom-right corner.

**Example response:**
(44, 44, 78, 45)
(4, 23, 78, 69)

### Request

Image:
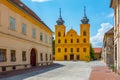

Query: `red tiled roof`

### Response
(105, 27, 114, 35)
(93, 48, 102, 53)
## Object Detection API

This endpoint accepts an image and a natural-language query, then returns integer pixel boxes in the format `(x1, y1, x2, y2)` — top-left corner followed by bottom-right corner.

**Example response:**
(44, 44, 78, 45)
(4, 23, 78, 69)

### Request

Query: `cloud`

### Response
(31, 0, 51, 2)
(90, 23, 113, 47)
(107, 12, 114, 18)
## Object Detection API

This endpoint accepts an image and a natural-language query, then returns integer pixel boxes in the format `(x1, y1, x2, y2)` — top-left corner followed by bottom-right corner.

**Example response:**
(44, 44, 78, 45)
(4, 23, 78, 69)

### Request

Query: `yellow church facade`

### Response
(55, 8, 90, 61)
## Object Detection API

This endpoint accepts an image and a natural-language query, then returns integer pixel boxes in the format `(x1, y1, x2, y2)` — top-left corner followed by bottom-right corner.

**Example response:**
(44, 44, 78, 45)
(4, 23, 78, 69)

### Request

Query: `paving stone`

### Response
(1, 61, 106, 80)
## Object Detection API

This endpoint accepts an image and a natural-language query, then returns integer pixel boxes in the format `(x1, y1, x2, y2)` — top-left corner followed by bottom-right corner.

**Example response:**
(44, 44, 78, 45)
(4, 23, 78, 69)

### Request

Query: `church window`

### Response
(58, 39, 61, 43)
(71, 39, 73, 43)
(77, 39, 79, 43)
(83, 38, 86, 43)
(0, 49, 6, 62)
(77, 48, 79, 52)
(65, 48, 67, 52)
(58, 32, 61, 37)
(65, 39, 67, 43)
(83, 31, 86, 36)
(71, 48, 73, 52)
(58, 48, 61, 52)
(83, 48, 86, 52)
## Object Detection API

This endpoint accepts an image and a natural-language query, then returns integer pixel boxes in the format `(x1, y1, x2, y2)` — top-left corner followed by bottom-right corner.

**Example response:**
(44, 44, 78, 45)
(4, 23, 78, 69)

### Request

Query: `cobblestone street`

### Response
(0, 61, 107, 80)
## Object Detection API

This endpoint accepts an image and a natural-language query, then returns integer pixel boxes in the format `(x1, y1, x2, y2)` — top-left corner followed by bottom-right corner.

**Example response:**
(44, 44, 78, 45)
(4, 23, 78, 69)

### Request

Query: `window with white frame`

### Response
(10, 50, 16, 62)
(49, 37, 52, 44)
(32, 28, 36, 38)
(40, 53, 43, 61)
(10, 17, 16, 30)
(0, 49, 6, 62)
(22, 23, 26, 35)
(40, 32, 43, 41)
(22, 51, 26, 61)
(45, 35, 48, 43)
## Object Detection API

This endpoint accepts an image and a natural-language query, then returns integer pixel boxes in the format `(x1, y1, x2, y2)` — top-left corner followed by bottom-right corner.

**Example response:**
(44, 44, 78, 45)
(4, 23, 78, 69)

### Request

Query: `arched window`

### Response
(65, 39, 67, 43)
(83, 38, 86, 43)
(71, 39, 73, 43)
(58, 32, 61, 37)
(83, 31, 86, 36)
(58, 39, 61, 43)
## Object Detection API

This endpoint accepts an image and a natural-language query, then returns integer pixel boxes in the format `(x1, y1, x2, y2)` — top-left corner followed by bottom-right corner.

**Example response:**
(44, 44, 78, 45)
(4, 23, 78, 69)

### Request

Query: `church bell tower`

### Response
(80, 6, 90, 61)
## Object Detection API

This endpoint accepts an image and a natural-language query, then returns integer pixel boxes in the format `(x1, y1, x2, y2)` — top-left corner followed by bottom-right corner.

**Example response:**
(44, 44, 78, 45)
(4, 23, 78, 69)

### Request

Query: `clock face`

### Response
(58, 28, 60, 31)
(83, 27, 86, 30)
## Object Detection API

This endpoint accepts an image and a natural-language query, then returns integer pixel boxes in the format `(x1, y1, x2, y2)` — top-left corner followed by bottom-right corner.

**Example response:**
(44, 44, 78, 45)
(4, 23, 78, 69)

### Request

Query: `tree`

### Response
(90, 44, 94, 60)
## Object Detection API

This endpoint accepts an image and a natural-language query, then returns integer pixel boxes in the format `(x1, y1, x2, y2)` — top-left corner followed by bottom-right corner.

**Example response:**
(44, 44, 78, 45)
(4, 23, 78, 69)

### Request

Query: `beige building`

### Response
(0, 0, 53, 72)
(103, 27, 114, 67)
(110, 0, 120, 73)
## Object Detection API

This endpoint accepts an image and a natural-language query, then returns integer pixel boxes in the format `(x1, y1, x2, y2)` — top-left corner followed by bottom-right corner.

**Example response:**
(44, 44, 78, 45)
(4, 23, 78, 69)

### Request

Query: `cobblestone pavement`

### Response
(89, 66, 120, 80)
(1, 61, 105, 80)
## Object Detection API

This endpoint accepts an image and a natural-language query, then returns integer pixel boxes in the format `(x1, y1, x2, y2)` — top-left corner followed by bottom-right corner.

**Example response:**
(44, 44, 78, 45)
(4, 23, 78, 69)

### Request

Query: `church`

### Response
(55, 8, 90, 61)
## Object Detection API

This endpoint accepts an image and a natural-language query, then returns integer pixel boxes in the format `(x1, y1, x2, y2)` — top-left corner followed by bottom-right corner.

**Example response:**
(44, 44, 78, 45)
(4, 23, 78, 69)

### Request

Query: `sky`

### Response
(21, 0, 114, 48)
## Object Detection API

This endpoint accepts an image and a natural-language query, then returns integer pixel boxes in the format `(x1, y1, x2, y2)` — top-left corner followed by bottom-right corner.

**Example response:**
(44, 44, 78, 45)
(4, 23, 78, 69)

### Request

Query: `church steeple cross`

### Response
(59, 8, 62, 18)
(84, 6, 86, 17)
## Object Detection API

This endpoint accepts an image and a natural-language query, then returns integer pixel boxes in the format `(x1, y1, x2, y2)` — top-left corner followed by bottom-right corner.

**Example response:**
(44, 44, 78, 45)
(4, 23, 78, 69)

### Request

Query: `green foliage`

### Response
(110, 64, 115, 72)
(85, 56, 90, 62)
(90, 44, 94, 60)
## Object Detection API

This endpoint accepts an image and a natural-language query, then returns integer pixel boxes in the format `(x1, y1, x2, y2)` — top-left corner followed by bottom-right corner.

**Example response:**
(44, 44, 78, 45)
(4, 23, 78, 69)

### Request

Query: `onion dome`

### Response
(56, 8, 64, 25)
(81, 6, 89, 24)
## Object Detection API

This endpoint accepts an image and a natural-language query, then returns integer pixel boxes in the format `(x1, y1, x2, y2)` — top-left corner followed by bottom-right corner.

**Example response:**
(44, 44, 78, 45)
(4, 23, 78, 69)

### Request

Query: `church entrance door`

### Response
(70, 54, 74, 60)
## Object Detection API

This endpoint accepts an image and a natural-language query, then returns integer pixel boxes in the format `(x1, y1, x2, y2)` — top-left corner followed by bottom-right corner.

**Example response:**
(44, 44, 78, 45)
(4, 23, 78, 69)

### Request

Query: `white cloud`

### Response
(31, 0, 51, 2)
(107, 12, 114, 18)
(90, 23, 113, 47)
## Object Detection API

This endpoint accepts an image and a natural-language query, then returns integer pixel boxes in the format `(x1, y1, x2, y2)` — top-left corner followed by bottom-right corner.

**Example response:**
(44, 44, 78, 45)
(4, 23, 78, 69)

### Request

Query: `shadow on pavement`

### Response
(0, 63, 64, 80)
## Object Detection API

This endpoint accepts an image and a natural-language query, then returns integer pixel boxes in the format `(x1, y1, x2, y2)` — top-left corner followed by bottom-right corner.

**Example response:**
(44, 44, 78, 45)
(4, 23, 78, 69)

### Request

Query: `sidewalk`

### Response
(0, 63, 58, 79)
(89, 66, 120, 80)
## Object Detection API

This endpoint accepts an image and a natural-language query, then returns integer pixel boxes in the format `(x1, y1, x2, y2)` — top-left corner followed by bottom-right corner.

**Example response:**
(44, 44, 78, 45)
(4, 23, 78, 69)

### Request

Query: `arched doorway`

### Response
(30, 48, 36, 66)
